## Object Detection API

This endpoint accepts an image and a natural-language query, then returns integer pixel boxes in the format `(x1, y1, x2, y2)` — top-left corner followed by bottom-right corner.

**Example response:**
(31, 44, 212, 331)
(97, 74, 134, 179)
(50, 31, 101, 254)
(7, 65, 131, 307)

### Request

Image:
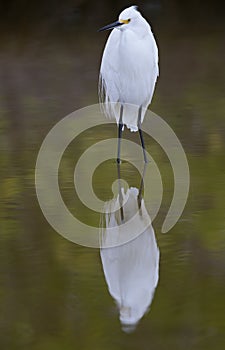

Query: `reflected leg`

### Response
(117, 105, 124, 164)
(137, 163, 147, 210)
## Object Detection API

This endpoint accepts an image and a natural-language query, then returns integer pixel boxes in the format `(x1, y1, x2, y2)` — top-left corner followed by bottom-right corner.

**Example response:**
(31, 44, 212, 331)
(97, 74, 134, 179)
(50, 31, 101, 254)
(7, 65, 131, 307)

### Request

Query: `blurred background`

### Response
(0, 1, 225, 349)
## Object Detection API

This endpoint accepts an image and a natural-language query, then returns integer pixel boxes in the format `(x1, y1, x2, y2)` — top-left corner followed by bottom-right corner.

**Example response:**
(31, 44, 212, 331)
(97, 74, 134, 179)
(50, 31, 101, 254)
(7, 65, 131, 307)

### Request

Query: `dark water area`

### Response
(0, 1, 225, 349)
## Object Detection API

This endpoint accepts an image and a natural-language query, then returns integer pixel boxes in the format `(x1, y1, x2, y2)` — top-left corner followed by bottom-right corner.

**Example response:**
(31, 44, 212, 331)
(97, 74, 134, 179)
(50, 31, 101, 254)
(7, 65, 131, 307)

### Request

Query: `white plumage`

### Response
(99, 6, 159, 132)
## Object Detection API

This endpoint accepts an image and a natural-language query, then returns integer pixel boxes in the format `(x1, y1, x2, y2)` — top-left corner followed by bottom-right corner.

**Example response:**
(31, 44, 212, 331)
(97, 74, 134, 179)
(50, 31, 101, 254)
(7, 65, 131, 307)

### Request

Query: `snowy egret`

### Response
(99, 5, 159, 163)
(100, 165, 159, 331)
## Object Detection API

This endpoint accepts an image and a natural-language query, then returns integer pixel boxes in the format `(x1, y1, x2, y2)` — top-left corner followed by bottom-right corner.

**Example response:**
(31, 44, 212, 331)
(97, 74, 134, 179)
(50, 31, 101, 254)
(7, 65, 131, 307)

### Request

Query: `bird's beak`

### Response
(98, 20, 123, 32)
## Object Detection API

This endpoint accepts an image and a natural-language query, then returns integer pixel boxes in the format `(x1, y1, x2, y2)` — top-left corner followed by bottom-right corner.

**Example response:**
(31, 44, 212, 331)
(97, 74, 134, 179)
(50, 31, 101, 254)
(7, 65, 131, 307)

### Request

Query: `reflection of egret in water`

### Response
(100, 164, 160, 332)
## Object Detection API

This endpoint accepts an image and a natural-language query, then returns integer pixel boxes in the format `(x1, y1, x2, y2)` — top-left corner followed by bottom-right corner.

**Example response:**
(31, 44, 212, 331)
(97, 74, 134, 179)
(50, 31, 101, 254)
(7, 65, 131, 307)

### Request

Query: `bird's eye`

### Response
(119, 18, 131, 24)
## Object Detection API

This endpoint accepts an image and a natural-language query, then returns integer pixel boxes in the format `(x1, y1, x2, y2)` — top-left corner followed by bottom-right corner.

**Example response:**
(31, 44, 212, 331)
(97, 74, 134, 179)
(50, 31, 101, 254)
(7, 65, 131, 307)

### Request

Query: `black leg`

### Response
(117, 105, 123, 164)
(117, 162, 124, 222)
(138, 107, 148, 163)
(137, 163, 147, 210)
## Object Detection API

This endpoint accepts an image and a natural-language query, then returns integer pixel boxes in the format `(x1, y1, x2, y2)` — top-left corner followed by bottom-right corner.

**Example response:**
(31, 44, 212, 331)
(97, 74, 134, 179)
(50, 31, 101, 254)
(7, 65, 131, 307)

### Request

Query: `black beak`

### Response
(98, 20, 123, 32)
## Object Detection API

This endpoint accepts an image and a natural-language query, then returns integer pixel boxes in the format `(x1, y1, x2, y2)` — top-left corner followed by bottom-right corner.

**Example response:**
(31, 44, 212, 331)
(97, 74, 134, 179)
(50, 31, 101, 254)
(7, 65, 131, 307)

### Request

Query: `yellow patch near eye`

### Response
(119, 19, 131, 24)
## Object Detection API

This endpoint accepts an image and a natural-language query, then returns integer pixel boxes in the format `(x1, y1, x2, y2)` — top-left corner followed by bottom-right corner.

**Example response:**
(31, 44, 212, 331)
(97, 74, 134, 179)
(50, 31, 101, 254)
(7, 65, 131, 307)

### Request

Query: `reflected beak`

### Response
(98, 20, 123, 32)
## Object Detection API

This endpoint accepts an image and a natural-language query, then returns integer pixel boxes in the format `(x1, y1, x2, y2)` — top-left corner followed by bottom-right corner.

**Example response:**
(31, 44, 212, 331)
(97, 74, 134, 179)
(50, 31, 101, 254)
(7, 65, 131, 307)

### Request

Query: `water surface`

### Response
(0, 4, 225, 349)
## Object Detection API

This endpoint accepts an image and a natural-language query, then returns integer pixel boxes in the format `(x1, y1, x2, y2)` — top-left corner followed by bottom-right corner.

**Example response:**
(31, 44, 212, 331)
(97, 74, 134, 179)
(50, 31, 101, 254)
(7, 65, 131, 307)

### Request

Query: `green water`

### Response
(0, 4, 225, 349)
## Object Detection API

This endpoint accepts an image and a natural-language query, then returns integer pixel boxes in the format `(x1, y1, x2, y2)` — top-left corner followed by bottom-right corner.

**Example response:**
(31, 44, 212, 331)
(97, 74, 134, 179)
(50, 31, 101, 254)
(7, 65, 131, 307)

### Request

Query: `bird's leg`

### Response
(137, 163, 147, 211)
(138, 107, 148, 163)
(117, 161, 124, 222)
(117, 105, 124, 164)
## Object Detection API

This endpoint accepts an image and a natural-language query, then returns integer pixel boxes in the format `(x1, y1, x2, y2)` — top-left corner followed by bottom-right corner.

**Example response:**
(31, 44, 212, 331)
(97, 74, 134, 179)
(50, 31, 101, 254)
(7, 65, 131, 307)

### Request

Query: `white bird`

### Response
(99, 5, 159, 163)
(100, 174, 160, 332)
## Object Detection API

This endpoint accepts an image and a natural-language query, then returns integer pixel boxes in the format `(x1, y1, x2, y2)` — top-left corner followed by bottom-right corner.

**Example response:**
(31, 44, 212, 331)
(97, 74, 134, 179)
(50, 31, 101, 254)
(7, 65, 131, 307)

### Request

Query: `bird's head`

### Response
(98, 5, 141, 32)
